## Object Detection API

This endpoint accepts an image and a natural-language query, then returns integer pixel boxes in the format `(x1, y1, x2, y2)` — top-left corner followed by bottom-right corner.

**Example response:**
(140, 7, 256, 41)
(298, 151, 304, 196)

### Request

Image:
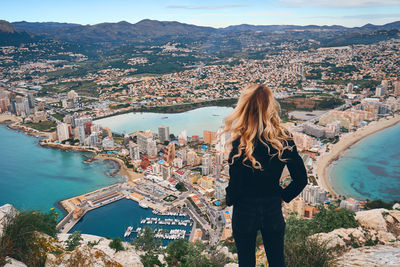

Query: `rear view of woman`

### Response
(221, 84, 308, 267)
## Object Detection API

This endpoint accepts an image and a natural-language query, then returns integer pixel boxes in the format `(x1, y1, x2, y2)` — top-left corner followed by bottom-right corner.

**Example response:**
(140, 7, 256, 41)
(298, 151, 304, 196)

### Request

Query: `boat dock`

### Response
(56, 181, 196, 237)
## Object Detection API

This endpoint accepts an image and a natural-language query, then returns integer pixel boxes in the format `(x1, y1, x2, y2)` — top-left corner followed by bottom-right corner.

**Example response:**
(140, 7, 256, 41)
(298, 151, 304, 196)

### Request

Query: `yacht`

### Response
(124, 226, 133, 237)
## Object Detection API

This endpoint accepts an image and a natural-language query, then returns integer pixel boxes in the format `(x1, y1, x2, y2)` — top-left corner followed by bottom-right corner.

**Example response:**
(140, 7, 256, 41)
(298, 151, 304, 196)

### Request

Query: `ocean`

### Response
(0, 125, 124, 216)
(328, 122, 400, 202)
(0, 125, 192, 242)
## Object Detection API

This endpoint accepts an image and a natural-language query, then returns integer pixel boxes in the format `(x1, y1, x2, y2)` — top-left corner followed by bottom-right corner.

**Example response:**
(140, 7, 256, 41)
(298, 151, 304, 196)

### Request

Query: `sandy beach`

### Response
(95, 154, 144, 181)
(0, 114, 22, 124)
(316, 114, 400, 198)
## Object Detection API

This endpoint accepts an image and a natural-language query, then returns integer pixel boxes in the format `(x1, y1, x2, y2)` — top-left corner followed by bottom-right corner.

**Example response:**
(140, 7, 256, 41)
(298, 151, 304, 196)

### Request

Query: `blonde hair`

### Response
(220, 84, 293, 170)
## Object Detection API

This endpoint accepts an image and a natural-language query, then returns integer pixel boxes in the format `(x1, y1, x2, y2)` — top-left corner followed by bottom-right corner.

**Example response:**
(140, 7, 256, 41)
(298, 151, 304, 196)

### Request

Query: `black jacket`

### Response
(225, 136, 308, 206)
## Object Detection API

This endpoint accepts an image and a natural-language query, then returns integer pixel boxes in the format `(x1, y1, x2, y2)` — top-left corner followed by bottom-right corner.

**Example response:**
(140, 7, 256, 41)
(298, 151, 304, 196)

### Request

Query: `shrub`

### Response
(65, 231, 83, 251)
(313, 204, 358, 233)
(0, 209, 58, 266)
(109, 237, 124, 252)
(140, 251, 164, 267)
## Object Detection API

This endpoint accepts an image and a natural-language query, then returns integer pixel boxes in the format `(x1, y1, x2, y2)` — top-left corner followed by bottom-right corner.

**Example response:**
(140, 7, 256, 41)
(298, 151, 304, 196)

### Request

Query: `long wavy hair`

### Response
(220, 84, 293, 170)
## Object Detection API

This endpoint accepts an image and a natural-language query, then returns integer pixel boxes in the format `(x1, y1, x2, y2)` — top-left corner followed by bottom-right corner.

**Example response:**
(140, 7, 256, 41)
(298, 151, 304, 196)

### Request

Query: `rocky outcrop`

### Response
(46, 245, 123, 267)
(311, 209, 400, 249)
(355, 208, 388, 232)
(0, 204, 19, 236)
(335, 241, 400, 267)
(46, 233, 143, 267)
(4, 257, 27, 267)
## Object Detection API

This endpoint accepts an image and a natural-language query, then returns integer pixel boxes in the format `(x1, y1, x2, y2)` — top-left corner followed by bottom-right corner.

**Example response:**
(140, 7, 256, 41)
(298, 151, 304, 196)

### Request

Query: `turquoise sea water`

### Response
(328, 122, 400, 202)
(94, 106, 234, 137)
(0, 125, 124, 216)
(70, 198, 192, 245)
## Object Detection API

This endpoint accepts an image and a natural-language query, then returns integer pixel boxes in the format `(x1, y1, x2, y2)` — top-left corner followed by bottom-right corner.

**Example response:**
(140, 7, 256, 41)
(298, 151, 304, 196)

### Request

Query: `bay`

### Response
(328, 122, 400, 202)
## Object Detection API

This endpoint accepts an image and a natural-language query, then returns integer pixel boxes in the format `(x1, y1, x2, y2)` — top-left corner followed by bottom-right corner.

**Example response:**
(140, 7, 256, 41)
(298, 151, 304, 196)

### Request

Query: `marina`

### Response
(69, 198, 194, 245)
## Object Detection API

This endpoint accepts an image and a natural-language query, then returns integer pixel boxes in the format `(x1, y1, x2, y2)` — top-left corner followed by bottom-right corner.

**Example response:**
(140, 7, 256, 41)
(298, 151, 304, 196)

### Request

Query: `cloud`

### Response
(280, 0, 400, 8)
(195, 10, 292, 17)
(166, 5, 249, 10)
(306, 13, 400, 20)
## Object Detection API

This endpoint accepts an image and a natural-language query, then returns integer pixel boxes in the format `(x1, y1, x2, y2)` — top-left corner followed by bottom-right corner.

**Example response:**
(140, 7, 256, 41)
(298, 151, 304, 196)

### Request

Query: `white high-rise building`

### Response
(346, 83, 354, 93)
(158, 125, 170, 143)
(215, 178, 229, 200)
(78, 125, 86, 144)
(300, 184, 327, 205)
(89, 132, 98, 147)
(201, 153, 212, 176)
(129, 141, 140, 160)
(57, 123, 70, 141)
(394, 80, 400, 97)
(375, 85, 385, 97)
(136, 131, 157, 156)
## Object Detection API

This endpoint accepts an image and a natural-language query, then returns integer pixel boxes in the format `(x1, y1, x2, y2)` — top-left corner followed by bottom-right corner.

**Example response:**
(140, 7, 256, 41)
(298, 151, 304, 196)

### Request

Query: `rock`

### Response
(224, 263, 238, 267)
(386, 215, 395, 224)
(355, 209, 388, 232)
(56, 233, 144, 266)
(377, 231, 396, 244)
(311, 231, 346, 249)
(336, 241, 400, 267)
(4, 257, 27, 267)
(45, 245, 123, 267)
(113, 251, 143, 267)
(218, 246, 236, 260)
(393, 203, 400, 210)
(388, 210, 400, 223)
(0, 204, 19, 236)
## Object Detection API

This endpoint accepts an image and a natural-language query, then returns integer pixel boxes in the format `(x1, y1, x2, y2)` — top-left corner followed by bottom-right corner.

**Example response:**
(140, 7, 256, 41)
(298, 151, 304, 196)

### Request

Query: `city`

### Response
(1, 12, 400, 267)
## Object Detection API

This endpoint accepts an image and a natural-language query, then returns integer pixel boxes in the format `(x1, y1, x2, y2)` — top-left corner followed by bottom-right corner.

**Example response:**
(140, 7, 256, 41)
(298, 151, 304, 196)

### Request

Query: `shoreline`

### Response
(316, 113, 400, 199)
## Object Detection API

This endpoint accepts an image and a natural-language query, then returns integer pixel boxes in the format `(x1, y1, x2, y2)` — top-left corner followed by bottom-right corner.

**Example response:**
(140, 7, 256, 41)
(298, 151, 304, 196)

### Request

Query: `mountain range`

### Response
(1, 19, 399, 46)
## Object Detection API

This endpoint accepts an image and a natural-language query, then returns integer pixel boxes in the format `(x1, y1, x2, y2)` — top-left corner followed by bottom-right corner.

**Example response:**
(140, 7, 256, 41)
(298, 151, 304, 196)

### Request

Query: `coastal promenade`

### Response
(316, 114, 400, 198)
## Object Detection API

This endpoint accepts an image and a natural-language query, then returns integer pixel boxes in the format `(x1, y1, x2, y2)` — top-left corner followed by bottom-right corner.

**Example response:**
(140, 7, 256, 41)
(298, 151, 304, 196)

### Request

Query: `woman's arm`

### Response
(225, 140, 246, 206)
(281, 139, 308, 203)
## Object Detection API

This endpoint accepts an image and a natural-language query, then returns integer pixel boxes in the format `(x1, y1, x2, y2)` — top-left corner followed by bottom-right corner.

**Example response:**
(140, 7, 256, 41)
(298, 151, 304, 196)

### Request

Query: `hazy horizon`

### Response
(2, 0, 400, 28)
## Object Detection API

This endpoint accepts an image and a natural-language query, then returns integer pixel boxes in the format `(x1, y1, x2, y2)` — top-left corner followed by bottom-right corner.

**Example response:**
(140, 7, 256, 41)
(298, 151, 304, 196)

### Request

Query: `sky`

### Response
(1, 0, 400, 28)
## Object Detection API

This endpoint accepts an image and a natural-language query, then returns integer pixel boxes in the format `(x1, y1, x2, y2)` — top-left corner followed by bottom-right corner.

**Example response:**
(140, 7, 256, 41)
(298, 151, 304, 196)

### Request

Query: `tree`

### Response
(65, 231, 83, 251)
(109, 237, 124, 252)
(140, 252, 165, 267)
(132, 226, 162, 252)
(165, 239, 211, 267)
(165, 238, 189, 266)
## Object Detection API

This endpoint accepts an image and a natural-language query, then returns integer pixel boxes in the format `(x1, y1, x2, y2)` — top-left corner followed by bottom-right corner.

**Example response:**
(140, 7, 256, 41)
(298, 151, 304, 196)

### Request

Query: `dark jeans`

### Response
(232, 197, 286, 267)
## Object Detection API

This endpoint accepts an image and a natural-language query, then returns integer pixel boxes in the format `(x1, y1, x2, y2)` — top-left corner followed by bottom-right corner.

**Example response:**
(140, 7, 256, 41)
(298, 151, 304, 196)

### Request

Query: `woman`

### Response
(221, 84, 308, 267)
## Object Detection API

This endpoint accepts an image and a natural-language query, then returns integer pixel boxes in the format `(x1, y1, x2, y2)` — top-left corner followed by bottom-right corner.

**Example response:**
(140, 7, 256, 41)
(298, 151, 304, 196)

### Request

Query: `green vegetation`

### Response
(284, 205, 358, 266)
(51, 113, 65, 121)
(23, 120, 57, 132)
(0, 209, 59, 266)
(65, 231, 83, 251)
(109, 103, 131, 110)
(175, 182, 187, 192)
(365, 199, 400, 210)
(165, 239, 229, 267)
(315, 97, 345, 110)
(132, 226, 162, 253)
(109, 237, 124, 252)
(140, 252, 165, 267)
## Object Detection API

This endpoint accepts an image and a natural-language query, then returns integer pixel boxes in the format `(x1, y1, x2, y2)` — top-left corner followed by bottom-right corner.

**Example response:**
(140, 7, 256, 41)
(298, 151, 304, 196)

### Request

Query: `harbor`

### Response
(57, 181, 196, 244)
